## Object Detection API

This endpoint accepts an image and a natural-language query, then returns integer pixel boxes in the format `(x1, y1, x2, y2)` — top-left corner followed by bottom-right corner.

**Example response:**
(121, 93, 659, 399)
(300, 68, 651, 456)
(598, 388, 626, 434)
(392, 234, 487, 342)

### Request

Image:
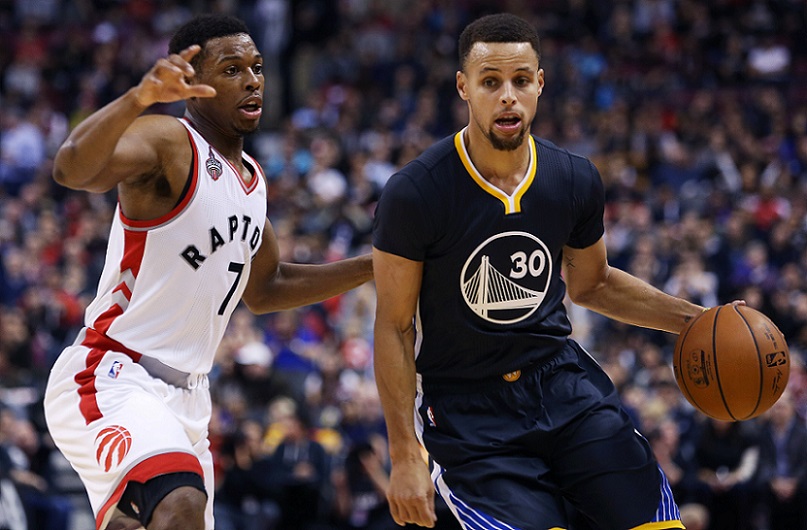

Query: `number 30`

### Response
(509, 250, 545, 279)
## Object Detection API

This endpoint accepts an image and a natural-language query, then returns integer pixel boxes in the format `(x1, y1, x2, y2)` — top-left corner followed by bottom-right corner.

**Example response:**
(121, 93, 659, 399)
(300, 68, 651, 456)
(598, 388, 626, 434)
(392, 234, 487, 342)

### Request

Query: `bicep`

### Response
(373, 247, 422, 330)
(562, 237, 609, 302)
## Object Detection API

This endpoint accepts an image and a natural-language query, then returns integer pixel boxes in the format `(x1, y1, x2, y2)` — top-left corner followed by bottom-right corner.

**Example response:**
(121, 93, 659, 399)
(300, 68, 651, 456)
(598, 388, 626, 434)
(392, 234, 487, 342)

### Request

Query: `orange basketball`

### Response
(672, 304, 790, 421)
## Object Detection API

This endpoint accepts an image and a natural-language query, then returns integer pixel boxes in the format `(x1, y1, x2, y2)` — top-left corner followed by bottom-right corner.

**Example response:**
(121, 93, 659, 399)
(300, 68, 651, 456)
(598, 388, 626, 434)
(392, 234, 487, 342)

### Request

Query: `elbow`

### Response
(566, 284, 600, 309)
(52, 146, 83, 190)
(52, 165, 74, 189)
(52, 145, 108, 192)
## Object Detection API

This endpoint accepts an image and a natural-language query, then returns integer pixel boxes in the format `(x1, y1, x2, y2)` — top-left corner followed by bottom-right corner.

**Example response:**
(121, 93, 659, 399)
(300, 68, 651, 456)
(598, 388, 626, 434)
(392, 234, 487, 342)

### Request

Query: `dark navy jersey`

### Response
(373, 129, 605, 384)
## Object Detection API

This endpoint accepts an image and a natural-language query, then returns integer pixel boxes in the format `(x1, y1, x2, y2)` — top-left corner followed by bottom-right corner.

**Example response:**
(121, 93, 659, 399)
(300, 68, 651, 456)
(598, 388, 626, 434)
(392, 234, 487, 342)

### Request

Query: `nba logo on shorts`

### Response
(108, 361, 123, 379)
(427, 406, 437, 427)
(94, 425, 133, 472)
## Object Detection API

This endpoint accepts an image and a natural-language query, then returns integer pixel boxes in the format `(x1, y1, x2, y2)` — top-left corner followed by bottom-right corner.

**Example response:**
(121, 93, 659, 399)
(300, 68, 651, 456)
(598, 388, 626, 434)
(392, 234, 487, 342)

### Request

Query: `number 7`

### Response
(218, 262, 245, 315)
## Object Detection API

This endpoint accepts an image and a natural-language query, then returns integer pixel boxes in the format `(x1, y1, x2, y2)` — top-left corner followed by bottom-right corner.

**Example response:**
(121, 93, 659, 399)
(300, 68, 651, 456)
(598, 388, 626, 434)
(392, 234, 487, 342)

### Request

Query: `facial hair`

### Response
(487, 124, 529, 151)
(472, 113, 531, 151)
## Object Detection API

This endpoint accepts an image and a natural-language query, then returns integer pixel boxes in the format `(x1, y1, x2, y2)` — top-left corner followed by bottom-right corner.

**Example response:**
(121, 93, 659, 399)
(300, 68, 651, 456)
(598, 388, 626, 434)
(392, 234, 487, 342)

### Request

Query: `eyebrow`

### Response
(479, 66, 534, 74)
(217, 53, 263, 64)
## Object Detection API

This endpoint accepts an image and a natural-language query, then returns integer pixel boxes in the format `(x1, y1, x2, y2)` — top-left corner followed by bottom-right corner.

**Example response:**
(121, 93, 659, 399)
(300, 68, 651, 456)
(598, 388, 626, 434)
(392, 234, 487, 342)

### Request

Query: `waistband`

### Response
(419, 351, 563, 395)
(80, 328, 203, 389)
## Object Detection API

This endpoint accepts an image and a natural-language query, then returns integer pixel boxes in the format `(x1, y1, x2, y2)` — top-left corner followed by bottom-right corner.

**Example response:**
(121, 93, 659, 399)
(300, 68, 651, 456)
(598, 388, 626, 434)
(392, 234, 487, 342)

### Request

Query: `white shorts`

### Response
(44, 329, 214, 529)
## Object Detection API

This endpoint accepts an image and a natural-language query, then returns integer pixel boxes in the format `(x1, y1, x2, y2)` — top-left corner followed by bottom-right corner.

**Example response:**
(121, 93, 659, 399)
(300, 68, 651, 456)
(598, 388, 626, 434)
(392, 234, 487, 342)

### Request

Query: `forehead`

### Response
(465, 41, 539, 73)
(201, 34, 259, 62)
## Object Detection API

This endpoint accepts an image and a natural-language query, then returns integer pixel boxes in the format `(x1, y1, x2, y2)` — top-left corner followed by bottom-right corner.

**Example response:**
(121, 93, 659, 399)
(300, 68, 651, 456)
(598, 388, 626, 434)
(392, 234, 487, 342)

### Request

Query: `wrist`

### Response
(127, 86, 152, 111)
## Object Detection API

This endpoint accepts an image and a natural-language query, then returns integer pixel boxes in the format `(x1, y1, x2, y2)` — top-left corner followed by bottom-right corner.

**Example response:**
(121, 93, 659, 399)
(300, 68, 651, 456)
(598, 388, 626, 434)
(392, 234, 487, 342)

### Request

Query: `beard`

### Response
(472, 113, 531, 151)
(487, 125, 528, 151)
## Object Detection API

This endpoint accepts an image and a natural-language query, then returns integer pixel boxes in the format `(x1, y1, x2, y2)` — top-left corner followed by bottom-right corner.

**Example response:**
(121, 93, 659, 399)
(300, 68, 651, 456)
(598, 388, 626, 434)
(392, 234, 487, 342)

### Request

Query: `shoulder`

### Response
(533, 136, 597, 173)
(397, 134, 458, 178)
(121, 115, 190, 157)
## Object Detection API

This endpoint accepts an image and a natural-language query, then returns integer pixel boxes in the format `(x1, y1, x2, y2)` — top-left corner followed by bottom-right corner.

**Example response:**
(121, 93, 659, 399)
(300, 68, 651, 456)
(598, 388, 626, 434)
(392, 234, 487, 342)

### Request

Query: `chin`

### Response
(235, 123, 260, 136)
(489, 131, 526, 151)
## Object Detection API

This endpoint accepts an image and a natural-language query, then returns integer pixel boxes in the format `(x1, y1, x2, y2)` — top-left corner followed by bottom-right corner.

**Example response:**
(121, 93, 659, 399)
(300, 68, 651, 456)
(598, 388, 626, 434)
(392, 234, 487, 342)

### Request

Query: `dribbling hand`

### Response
(133, 45, 216, 108)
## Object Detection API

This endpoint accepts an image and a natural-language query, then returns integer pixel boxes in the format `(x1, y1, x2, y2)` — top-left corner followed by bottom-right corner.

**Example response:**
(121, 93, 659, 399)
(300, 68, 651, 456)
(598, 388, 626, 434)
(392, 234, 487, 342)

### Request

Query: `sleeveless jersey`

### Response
(83, 118, 267, 375)
(373, 129, 605, 385)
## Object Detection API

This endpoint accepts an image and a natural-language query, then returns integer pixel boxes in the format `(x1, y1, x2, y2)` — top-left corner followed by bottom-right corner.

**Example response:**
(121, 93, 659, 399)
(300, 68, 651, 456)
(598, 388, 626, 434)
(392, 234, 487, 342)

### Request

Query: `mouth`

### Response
(494, 114, 522, 133)
(238, 98, 263, 119)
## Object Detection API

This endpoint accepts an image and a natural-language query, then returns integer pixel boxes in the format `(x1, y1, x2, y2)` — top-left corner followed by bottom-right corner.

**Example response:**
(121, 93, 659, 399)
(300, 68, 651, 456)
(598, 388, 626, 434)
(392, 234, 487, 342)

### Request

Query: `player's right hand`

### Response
(132, 45, 216, 108)
(387, 460, 437, 528)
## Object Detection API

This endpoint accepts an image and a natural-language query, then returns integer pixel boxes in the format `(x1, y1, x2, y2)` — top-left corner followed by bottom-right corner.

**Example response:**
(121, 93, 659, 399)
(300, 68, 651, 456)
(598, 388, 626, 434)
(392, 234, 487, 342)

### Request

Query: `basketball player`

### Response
(373, 13, 706, 530)
(44, 15, 372, 530)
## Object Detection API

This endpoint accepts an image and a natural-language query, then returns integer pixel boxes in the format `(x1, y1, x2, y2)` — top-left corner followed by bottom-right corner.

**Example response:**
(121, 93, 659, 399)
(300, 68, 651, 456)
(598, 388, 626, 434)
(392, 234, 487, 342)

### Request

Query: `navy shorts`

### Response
(416, 341, 683, 530)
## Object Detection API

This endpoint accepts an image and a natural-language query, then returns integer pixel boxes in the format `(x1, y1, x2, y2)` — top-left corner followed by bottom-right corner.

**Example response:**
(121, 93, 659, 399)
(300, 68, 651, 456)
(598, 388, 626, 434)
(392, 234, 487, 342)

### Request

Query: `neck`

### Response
(463, 126, 531, 192)
(186, 112, 245, 163)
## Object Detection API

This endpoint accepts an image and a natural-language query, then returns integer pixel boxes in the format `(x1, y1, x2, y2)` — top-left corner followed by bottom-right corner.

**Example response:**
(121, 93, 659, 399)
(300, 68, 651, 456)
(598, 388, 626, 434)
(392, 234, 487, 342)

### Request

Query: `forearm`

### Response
(373, 321, 422, 464)
(53, 88, 148, 190)
(572, 266, 705, 334)
(248, 254, 373, 313)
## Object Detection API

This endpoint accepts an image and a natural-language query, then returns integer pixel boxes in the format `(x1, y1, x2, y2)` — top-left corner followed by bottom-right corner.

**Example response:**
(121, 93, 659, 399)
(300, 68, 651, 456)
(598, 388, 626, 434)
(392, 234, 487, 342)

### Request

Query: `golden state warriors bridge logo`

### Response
(460, 231, 551, 324)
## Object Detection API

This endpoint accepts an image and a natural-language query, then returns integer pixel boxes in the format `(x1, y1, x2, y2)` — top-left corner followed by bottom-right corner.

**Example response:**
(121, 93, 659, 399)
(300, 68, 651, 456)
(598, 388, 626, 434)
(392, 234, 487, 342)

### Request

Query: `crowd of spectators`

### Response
(2, 0, 807, 529)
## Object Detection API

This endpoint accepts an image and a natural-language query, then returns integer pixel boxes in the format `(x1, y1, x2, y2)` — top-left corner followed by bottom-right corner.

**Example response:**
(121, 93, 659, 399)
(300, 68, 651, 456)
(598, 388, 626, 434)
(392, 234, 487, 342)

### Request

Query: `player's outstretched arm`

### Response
(241, 220, 373, 314)
(562, 237, 705, 334)
(53, 45, 216, 193)
(372, 247, 436, 528)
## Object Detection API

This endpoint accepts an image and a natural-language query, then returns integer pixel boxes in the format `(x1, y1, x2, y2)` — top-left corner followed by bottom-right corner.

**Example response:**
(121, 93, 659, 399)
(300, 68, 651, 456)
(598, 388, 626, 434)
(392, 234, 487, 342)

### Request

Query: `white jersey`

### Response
(83, 118, 267, 375)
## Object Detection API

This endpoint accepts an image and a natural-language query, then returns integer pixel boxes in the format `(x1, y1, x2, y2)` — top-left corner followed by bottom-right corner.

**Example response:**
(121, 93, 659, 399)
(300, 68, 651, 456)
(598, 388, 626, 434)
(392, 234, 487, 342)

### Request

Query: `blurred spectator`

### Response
(0, 408, 71, 530)
(267, 409, 330, 530)
(214, 419, 279, 530)
(755, 390, 807, 530)
(332, 437, 392, 530)
(0, 108, 45, 196)
(693, 418, 761, 530)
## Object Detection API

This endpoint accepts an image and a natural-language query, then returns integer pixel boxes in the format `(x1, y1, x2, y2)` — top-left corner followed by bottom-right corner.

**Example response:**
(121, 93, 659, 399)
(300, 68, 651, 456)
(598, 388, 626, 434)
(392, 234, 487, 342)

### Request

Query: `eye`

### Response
(483, 77, 498, 88)
(252, 64, 263, 75)
(224, 65, 238, 75)
(515, 77, 530, 86)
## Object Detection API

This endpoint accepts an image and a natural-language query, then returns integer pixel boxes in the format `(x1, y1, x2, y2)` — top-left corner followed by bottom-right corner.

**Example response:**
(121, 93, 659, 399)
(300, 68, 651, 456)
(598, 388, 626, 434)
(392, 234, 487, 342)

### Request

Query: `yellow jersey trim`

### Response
(453, 128, 537, 215)
(630, 520, 685, 530)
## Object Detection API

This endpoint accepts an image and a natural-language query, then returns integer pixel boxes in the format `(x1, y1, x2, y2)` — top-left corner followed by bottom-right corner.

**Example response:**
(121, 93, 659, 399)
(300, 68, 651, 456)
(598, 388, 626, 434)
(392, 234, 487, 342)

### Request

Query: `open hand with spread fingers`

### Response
(133, 44, 217, 108)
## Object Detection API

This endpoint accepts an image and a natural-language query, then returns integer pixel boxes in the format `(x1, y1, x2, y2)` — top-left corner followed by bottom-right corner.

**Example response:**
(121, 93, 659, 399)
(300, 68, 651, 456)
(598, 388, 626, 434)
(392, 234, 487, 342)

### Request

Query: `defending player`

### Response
(44, 14, 372, 530)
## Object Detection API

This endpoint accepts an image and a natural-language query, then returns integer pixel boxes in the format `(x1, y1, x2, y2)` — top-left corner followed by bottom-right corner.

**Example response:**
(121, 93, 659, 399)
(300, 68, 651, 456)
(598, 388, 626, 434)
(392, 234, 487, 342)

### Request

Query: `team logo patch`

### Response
(206, 146, 222, 180)
(94, 425, 133, 472)
(460, 231, 552, 324)
(108, 360, 123, 379)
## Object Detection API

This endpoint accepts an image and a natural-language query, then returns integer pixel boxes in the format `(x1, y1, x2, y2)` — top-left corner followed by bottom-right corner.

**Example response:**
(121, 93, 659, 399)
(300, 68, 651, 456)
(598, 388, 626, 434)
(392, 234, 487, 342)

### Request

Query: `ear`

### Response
(456, 71, 469, 101)
(536, 68, 545, 99)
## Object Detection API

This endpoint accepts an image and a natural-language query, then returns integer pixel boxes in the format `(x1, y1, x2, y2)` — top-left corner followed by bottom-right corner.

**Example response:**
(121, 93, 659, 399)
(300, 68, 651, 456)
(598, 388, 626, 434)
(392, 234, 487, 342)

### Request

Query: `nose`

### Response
(245, 68, 261, 91)
(501, 82, 516, 105)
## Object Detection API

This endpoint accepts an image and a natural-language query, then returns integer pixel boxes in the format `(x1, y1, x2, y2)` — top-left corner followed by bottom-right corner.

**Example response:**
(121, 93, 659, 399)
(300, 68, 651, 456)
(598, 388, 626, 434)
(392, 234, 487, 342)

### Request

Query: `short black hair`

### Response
(458, 13, 541, 70)
(168, 14, 251, 66)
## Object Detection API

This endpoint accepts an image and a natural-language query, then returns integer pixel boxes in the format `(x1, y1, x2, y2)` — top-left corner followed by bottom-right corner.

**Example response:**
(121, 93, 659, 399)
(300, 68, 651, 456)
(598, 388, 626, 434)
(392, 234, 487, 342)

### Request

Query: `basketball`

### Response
(673, 304, 790, 421)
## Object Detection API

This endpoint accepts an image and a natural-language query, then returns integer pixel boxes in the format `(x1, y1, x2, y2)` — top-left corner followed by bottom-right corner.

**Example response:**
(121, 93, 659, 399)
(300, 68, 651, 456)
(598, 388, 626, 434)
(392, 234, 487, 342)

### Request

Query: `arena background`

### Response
(1, 1, 807, 529)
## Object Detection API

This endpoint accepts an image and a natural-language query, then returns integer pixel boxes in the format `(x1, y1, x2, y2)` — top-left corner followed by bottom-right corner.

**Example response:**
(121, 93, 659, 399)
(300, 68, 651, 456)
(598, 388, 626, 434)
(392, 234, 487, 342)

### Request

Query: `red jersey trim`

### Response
(119, 125, 200, 230)
(74, 329, 144, 425)
(83, 327, 144, 361)
(74, 346, 106, 425)
(95, 452, 204, 530)
(92, 229, 146, 334)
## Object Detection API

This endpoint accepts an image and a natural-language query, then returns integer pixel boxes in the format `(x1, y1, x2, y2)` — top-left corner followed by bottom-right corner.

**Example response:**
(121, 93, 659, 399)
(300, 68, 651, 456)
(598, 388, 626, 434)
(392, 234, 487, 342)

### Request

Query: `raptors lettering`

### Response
(180, 214, 261, 270)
